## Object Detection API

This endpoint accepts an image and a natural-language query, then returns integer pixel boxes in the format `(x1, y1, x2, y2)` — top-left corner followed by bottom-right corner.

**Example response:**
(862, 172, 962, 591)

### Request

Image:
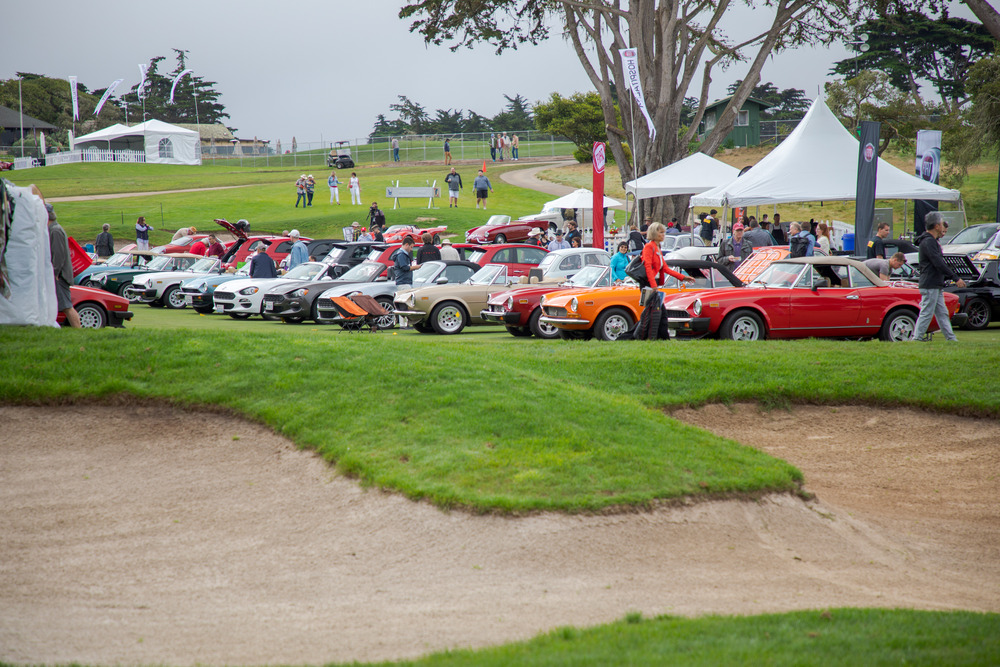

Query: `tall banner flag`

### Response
(913, 129, 942, 235)
(592, 142, 606, 250)
(136, 63, 149, 99)
(619, 49, 656, 139)
(68, 76, 79, 121)
(93, 78, 123, 117)
(169, 69, 193, 104)
(854, 121, 881, 247)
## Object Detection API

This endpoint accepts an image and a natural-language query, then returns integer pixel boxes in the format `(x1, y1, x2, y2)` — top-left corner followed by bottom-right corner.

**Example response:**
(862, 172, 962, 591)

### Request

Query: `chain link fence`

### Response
(759, 119, 802, 146)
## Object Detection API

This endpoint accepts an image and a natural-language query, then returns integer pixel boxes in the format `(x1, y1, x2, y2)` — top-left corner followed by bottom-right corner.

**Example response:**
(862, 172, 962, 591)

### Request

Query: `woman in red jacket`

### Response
(636, 222, 692, 339)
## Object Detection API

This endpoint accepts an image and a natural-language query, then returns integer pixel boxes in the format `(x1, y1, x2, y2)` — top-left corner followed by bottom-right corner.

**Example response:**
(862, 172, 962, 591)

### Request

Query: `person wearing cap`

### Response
(249, 245, 277, 279)
(45, 204, 81, 328)
(287, 230, 308, 269)
(358, 224, 374, 243)
(547, 229, 571, 251)
(305, 175, 316, 206)
(717, 222, 752, 270)
(439, 237, 461, 261)
(171, 225, 196, 242)
(527, 227, 547, 248)
(367, 201, 386, 229)
(135, 216, 153, 251)
(295, 175, 307, 208)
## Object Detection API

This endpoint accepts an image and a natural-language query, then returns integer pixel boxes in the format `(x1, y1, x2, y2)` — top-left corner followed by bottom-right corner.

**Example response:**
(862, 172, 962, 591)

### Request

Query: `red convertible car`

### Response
(61, 285, 134, 329)
(465, 215, 549, 244)
(381, 224, 447, 244)
(663, 256, 966, 341)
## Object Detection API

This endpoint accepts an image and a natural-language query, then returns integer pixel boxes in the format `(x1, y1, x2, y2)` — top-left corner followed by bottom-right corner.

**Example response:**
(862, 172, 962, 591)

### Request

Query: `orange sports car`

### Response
(539, 259, 743, 340)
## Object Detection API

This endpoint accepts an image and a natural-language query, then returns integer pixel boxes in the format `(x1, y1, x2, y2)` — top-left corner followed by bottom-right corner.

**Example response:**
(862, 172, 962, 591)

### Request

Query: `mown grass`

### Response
(3, 307, 998, 512)
(355, 608, 999, 667)
(23, 162, 555, 246)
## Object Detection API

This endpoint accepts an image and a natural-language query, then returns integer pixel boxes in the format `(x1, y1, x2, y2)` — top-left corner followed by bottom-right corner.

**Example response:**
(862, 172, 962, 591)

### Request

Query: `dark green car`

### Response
(86, 254, 201, 302)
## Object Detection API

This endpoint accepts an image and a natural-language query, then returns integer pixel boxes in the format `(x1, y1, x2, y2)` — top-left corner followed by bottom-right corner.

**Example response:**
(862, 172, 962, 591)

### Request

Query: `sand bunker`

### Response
(1, 403, 997, 665)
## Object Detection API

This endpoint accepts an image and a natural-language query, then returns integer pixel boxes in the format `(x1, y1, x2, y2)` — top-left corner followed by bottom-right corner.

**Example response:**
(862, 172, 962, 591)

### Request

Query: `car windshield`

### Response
(660, 236, 677, 250)
(948, 224, 998, 245)
(485, 215, 511, 226)
(751, 262, 806, 288)
(565, 265, 610, 287)
(104, 252, 131, 267)
(190, 258, 220, 273)
(337, 262, 382, 282)
(284, 263, 324, 280)
(385, 225, 413, 234)
(145, 256, 174, 270)
(465, 250, 486, 264)
(172, 236, 194, 246)
(469, 264, 506, 285)
(537, 254, 559, 272)
(323, 247, 347, 264)
(412, 261, 444, 282)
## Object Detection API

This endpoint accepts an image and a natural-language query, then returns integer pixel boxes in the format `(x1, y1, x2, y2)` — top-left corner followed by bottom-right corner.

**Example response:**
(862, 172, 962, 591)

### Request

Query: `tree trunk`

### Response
(965, 0, 1000, 40)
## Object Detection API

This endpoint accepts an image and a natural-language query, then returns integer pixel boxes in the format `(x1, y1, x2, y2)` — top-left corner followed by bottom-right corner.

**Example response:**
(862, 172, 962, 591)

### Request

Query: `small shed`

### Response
(698, 96, 771, 148)
(0, 105, 59, 146)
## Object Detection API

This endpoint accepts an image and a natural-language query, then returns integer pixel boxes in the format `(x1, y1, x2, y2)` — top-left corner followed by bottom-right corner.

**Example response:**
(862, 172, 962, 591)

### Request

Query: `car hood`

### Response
(320, 282, 394, 300)
(134, 270, 207, 286)
(941, 242, 988, 256)
(185, 273, 247, 288)
(220, 277, 295, 292)
(488, 285, 567, 304)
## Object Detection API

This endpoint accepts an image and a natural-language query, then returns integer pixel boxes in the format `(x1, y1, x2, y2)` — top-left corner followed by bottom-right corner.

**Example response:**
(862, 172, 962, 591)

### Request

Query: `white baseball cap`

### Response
(289, 229, 300, 237)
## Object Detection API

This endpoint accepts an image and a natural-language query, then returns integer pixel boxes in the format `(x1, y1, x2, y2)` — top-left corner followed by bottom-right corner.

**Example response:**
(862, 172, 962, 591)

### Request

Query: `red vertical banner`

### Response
(592, 142, 606, 250)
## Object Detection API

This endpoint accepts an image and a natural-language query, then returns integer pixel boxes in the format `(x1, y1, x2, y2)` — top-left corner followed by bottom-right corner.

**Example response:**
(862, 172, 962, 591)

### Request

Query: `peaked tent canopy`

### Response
(544, 189, 622, 210)
(625, 152, 741, 199)
(74, 120, 201, 165)
(690, 99, 961, 207)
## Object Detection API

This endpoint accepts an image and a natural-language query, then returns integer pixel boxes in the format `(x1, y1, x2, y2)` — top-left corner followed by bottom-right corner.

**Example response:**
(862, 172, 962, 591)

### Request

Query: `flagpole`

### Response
(18, 76, 24, 158)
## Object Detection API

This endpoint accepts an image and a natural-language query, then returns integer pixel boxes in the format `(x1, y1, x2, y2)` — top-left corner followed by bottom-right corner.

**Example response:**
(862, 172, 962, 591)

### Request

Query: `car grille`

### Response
(664, 309, 690, 318)
(214, 291, 235, 301)
(543, 307, 567, 318)
(263, 294, 283, 304)
(317, 297, 335, 311)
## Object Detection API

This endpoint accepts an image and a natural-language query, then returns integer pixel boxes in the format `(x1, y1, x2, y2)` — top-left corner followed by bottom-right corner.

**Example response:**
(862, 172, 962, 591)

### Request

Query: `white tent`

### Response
(690, 99, 961, 207)
(75, 119, 201, 165)
(625, 152, 741, 199)
(0, 183, 58, 327)
(544, 188, 622, 210)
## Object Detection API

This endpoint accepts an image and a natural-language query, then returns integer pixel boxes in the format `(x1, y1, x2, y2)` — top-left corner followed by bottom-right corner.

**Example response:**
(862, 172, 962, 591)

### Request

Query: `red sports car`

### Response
(663, 256, 966, 341)
(62, 285, 134, 329)
(462, 243, 548, 277)
(465, 215, 549, 244)
(381, 224, 448, 244)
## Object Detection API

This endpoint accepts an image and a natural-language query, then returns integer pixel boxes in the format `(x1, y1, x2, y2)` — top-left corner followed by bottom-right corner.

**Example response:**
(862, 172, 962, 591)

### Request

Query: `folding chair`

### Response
(330, 296, 368, 332)
(349, 293, 390, 332)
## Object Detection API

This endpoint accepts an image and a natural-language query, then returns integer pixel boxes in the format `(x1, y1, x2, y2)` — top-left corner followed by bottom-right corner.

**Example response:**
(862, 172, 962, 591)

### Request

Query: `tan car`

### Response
(394, 263, 538, 334)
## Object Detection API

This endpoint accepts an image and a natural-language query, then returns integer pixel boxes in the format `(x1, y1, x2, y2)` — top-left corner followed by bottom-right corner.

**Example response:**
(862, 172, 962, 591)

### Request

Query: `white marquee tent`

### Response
(625, 152, 741, 199)
(74, 119, 201, 165)
(690, 99, 961, 208)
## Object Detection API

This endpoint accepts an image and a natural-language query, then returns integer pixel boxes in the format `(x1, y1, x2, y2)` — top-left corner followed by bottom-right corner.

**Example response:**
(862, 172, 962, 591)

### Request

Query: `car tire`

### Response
(119, 282, 141, 303)
(430, 302, 467, 335)
(432, 234, 441, 245)
(229, 312, 251, 320)
(594, 308, 634, 341)
(495, 233, 507, 244)
(962, 297, 991, 330)
(76, 302, 107, 329)
(879, 309, 917, 341)
(558, 329, 593, 340)
(506, 326, 532, 337)
(374, 296, 396, 330)
(528, 308, 559, 339)
(720, 309, 765, 341)
(413, 321, 434, 334)
(163, 285, 186, 309)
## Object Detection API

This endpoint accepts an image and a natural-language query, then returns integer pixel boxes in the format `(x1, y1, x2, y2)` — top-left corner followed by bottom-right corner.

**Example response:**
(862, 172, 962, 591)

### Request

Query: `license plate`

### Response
(396, 315, 408, 327)
(185, 295, 193, 305)
(265, 302, 274, 311)
(215, 305, 224, 314)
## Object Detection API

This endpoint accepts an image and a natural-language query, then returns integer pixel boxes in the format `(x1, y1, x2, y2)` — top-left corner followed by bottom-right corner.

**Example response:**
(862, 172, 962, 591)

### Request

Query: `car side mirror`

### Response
(436, 276, 449, 284)
(812, 279, 825, 291)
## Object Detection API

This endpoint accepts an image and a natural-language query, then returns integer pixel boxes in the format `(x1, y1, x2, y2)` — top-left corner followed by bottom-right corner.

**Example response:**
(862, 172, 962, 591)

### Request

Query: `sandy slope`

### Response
(1, 403, 996, 666)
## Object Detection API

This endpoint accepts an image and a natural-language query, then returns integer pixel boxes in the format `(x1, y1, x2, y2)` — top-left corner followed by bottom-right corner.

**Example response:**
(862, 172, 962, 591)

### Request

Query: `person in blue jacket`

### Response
(610, 242, 630, 282)
(287, 230, 309, 269)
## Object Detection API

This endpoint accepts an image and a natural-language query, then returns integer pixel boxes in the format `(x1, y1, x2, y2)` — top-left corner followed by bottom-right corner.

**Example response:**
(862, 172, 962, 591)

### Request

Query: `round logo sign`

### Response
(864, 143, 875, 163)
(623, 49, 635, 57)
(593, 143, 606, 174)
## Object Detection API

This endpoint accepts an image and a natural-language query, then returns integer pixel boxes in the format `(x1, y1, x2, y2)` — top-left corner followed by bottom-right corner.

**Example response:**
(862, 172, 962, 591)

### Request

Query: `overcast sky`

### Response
(4, 0, 976, 148)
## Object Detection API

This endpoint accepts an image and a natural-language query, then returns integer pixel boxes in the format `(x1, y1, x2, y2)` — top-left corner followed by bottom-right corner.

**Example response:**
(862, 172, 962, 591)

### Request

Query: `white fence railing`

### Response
(13, 157, 38, 170)
(80, 148, 146, 163)
(45, 151, 83, 166)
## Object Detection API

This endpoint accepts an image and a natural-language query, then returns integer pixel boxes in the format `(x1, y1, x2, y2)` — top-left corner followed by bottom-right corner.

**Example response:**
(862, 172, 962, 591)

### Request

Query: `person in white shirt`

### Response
(349, 172, 361, 205)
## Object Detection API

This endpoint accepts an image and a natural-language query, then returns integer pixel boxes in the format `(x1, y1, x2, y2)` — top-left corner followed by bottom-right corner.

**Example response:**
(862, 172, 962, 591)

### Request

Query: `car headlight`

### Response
(539, 295, 546, 306)
(693, 298, 702, 316)
(569, 297, 578, 313)
(239, 286, 259, 295)
(505, 296, 514, 310)
(98, 274, 108, 284)
(291, 288, 308, 298)
(198, 284, 208, 293)
(404, 293, 415, 307)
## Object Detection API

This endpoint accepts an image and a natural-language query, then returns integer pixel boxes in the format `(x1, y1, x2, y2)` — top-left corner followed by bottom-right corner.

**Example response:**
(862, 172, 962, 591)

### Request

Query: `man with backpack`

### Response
(788, 222, 815, 257)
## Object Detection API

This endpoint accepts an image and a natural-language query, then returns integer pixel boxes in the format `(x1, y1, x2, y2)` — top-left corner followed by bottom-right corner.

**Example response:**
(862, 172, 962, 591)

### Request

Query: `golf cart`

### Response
(327, 141, 355, 169)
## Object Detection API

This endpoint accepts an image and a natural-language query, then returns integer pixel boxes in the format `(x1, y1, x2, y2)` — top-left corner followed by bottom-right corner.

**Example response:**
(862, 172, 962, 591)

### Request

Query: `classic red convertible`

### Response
(381, 224, 447, 244)
(465, 215, 549, 244)
(61, 285, 134, 329)
(663, 256, 966, 341)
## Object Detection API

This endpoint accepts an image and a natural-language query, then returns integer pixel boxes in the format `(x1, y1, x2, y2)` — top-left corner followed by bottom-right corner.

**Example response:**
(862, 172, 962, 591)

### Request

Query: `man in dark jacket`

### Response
(911, 212, 965, 341)
(47, 203, 81, 328)
(392, 238, 420, 285)
(717, 222, 753, 270)
(249, 246, 277, 278)
(95, 223, 115, 258)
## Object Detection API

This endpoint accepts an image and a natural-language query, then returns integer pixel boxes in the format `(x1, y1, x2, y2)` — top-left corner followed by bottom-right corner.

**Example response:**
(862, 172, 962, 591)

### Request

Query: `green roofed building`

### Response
(697, 96, 771, 148)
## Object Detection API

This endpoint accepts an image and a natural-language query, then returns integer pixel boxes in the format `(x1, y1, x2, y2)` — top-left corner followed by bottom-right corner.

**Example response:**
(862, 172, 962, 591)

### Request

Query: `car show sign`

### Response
(854, 120, 881, 248)
(68, 76, 79, 121)
(619, 48, 656, 139)
(914, 129, 942, 236)
(93, 78, 123, 117)
(593, 142, 606, 250)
